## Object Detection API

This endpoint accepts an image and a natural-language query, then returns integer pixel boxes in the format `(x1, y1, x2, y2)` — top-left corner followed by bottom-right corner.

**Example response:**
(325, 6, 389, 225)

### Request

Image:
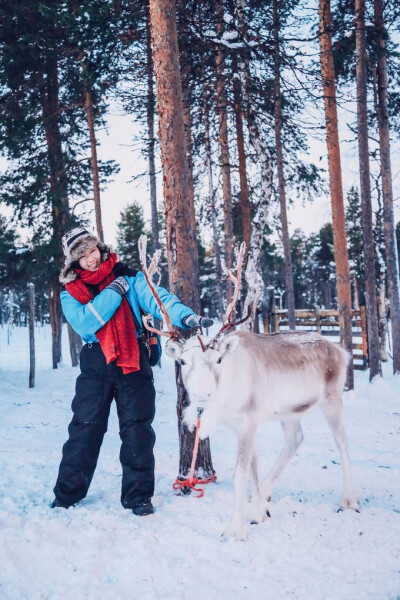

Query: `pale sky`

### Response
(1, 99, 399, 249)
(93, 100, 400, 250)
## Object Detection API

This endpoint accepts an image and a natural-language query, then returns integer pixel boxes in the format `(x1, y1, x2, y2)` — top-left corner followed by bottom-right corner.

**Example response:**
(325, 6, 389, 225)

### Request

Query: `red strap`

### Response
(173, 416, 217, 497)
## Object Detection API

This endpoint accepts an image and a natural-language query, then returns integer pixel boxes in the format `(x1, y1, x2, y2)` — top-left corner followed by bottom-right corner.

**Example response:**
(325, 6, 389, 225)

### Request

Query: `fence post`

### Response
(28, 283, 35, 388)
(315, 305, 321, 333)
(274, 310, 279, 332)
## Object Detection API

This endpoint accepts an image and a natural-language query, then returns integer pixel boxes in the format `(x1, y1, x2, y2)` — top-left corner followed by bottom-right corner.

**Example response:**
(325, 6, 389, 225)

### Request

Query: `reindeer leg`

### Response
(320, 400, 359, 511)
(262, 420, 304, 501)
(247, 449, 271, 524)
(223, 427, 255, 542)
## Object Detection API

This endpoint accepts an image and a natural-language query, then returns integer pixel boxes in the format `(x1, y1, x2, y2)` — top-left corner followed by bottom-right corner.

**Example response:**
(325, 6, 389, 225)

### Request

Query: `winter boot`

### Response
(131, 498, 154, 516)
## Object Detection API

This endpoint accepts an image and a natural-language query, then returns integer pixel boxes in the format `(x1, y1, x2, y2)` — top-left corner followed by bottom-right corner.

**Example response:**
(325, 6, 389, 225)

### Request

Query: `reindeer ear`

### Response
(218, 334, 240, 361)
(165, 339, 183, 361)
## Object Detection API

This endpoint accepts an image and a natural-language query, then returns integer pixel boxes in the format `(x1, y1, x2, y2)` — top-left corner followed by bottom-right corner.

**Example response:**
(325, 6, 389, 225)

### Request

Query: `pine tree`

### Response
(116, 202, 148, 269)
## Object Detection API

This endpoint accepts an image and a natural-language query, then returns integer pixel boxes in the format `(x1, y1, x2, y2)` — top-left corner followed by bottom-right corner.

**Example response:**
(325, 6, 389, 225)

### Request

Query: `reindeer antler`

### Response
(138, 235, 178, 339)
(203, 242, 248, 351)
(221, 241, 246, 329)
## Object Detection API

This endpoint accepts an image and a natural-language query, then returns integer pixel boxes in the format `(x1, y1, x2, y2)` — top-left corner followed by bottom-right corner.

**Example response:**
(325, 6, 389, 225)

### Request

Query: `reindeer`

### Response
(139, 237, 359, 541)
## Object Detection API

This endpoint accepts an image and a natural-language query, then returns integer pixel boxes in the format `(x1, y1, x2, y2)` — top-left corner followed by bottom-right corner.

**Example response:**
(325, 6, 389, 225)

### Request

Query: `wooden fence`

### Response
(265, 307, 368, 370)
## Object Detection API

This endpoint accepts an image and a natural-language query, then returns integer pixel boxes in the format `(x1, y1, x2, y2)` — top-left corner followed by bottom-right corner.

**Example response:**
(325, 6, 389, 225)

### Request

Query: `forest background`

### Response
(0, 0, 400, 385)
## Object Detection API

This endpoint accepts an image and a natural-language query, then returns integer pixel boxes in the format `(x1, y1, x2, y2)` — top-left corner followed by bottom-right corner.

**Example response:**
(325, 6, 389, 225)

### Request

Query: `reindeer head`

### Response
(165, 334, 241, 432)
(138, 235, 247, 428)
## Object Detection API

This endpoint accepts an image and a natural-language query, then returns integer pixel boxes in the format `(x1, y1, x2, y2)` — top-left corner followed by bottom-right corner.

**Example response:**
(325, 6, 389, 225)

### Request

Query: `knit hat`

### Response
(60, 226, 111, 284)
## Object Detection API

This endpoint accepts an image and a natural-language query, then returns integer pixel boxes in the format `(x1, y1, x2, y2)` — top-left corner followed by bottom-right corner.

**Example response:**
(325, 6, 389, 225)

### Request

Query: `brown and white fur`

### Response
(166, 329, 359, 541)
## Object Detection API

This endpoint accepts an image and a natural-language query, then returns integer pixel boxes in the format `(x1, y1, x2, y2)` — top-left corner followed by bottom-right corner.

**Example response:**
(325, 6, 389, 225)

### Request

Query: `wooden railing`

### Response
(266, 307, 368, 370)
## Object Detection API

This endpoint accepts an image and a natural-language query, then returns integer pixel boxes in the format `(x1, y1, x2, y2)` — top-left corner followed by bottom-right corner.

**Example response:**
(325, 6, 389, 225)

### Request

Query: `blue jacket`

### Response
(60, 270, 195, 344)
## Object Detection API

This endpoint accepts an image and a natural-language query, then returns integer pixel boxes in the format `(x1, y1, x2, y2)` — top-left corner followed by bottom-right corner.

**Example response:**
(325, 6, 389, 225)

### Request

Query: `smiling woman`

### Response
(78, 246, 101, 272)
(52, 225, 209, 518)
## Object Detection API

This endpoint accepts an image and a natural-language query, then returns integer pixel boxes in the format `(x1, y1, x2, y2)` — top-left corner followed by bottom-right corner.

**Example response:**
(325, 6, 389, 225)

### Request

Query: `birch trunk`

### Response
(202, 77, 224, 318)
(232, 53, 251, 260)
(273, 0, 296, 330)
(355, 0, 381, 379)
(215, 0, 234, 301)
(149, 0, 214, 482)
(237, 0, 274, 329)
(374, 0, 400, 374)
(319, 0, 354, 389)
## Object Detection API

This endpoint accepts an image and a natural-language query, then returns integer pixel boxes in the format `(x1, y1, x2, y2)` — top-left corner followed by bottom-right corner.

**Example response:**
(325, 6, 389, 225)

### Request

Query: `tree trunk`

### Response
(377, 266, 388, 361)
(355, 0, 381, 379)
(232, 54, 251, 260)
(83, 74, 104, 242)
(202, 73, 224, 318)
(49, 277, 63, 369)
(319, 0, 354, 389)
(68, 322, 82, 367)
(146, 11, 159, 253)
(227, 0, 250, 259)
(215, 0, 234, 301)
(148, 0, 214, 481)
(237, 0, 274, 330)
(273, 0, 296, 331)
(28, 283, 35, 389)
(176, 0, 199, 280)
(38, 26, 68, 369)
(352, 273, 360, 311)
(374, 0, 400, 374)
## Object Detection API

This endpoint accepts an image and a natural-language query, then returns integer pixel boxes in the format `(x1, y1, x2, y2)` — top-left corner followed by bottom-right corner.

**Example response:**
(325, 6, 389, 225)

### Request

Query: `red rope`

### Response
(173, 416, 217, 497)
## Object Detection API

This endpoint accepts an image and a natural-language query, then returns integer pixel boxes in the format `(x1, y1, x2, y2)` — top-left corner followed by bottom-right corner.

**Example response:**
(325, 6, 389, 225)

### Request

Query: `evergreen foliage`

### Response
(116, 202, 148, 269)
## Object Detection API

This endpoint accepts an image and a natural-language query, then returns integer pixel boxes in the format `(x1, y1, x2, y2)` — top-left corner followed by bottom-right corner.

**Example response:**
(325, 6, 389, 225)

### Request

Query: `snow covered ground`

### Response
(0, 327, 399, 599)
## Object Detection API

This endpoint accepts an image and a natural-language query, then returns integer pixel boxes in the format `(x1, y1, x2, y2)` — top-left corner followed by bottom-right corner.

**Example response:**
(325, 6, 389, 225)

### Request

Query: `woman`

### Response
(52, 226, 211, 516)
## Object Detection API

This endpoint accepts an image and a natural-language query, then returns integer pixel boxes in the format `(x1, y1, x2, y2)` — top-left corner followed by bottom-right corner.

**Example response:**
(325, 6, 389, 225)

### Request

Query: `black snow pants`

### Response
(53, 340, 156, 508)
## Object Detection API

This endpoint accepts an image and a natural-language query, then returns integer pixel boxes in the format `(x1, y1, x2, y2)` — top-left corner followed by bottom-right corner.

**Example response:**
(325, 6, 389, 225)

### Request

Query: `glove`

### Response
(182, 314, 214, 329)
(107, 276, 130, 296)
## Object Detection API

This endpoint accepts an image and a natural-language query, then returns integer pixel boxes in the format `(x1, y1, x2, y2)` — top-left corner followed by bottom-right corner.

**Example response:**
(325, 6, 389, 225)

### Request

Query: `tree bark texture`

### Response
(273, 0, 296, 330)
(49, 276, 63, 368)
(232, 54, 251, 261)
(176, 0, 199, 277)
(83, 75, 104, 242)
(355, 0, 381, 379)
(203, 77, 225, 318)
(149, 0, 199, 311)
(215, 0, 234, 301)
(68, 322, 82, 367)
(374, 0, 400, 374)
(149, 0, 213, 481)
(28, 283, 35, 388)
(146, 12, 160, 253)
(38, 27, 68, 369)
(319, 0, 354, 389)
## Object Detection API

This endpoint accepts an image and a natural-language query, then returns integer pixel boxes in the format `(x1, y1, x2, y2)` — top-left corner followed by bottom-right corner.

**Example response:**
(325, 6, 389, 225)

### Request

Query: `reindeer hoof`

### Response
(338, 497, 360, 512)
(247, 501, 271, 524)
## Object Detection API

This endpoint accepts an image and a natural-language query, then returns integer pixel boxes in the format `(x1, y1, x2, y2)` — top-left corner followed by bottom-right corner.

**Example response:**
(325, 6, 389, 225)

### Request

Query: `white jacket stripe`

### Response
(87, 302, 106, 326)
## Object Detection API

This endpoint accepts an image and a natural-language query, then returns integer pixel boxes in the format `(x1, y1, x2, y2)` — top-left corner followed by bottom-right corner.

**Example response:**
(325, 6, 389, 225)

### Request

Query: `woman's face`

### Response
(78, 246, 101, 272)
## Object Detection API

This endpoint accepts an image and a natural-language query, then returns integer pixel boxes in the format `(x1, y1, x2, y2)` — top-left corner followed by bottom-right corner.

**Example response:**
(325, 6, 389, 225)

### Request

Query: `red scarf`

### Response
(66, 253, 140, 374)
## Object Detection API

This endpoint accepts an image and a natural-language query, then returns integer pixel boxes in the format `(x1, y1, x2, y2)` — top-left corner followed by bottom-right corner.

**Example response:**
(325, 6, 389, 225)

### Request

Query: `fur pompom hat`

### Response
(59, 226, 111, 284)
